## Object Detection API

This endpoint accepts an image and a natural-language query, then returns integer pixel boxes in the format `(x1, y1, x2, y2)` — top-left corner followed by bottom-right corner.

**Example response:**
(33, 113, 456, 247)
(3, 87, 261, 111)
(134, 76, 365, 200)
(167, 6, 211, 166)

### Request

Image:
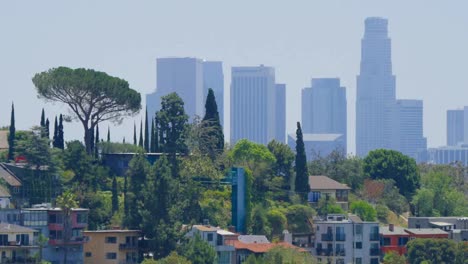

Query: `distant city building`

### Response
(312, 214, 380, 264)
(426, 145, 468, 166)
(447, 109, 464, 146)
(275, 84, 286, 143)
(356, 17, 397, 157)
(230, 65, 276, 145)
(287, 133, 345, 161)
(302, 78, 347, 153)
(203, 61, 225, 128)
(396, 100, 427, 161)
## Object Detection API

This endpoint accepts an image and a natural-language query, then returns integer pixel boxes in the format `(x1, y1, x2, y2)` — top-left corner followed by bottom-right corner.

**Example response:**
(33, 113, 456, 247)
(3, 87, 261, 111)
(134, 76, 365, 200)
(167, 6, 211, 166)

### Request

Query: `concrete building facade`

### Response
(275, 84, 286, 143)
(396, 99, 427, 161)
(288, 133, 345, 161)
(83, 230, 140, 264)
(447, 109, 464, 146)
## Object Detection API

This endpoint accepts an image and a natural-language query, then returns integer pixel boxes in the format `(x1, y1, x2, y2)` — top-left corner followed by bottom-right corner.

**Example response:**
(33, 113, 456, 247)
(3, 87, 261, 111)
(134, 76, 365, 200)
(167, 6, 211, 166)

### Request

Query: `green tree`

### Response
(317, 196, 344, 216)
(266, 209, 287, 239)
(157, 92, 189, 155)
(200, 88, 224, 159)
(81, 191, 112, 230)
(363, 149, 420, 198)
(36, 233, 49, 263)
(350, 200, 377, 221)
(285, 204, 315, 233)
(15, 126, 51, 169)
(111, 176, 119, 214)
(294, 122, 309, 201)
(57, 114, 64, 150)
(407, 238, 457, 264)
(262, 246, 316, 264)
(52, 116, 58, 148)
(55, 190, 78, 264)
(45, 118, 50, 140)
(179, 234, 216, 264)
(95, 125, 100, 158)
(107, 126, 111, 142)
(7, 103, 15, 161)
(268, 140, 294, 193)
(63, 141, 93, 185)
(156, 252, 191, 264)
(139, 120, 144, 148)
(150, 118, 157, 152)
(40, 108, 46, 130)
(133, 123, 137, 146)
(124, 153, 150, 229)
(144, 107, 149, 152)
(251, 204, 271, 236)
(32, 67, 141, 154)
(383, 251, 407, 264)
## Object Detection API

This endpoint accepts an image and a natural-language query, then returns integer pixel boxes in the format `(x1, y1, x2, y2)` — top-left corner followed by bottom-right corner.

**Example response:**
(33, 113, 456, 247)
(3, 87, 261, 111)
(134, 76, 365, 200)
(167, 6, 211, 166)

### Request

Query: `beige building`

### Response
(0, 223, 38, 263)
(308, 175, 351, 211)
(83, 230, 140, 264)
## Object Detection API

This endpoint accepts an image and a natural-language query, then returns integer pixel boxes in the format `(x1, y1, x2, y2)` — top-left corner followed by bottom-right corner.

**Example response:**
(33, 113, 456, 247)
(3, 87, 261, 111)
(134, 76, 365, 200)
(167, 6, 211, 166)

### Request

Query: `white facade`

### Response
(230, 66, 276, 145)
(313, 214, 380, 264)
(396, 100, 427, 161)
(427, 145, 468, 166)
(302, 78, 347, 153)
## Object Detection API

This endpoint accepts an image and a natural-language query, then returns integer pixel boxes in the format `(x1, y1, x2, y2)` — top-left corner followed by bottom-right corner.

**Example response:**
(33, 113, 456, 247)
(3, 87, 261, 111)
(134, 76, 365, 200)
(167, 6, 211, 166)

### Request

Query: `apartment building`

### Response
(83, 230, 140, 264)
(308, 176, 350, 211)
(0, 223, 38, 263)
(313, 214, 380, 264)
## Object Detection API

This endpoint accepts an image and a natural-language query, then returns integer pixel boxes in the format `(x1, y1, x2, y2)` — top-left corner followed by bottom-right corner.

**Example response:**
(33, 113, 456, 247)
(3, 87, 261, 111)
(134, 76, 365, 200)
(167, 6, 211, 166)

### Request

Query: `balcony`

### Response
(321, 233, 333, 241)
(370, 248, 380, 256)
(335, 233, 346, 241)
(370, 233, 380, 241)
(316, 248, 333, 256)
(335, 249, 346, 256)
(119, 243, 138, 250)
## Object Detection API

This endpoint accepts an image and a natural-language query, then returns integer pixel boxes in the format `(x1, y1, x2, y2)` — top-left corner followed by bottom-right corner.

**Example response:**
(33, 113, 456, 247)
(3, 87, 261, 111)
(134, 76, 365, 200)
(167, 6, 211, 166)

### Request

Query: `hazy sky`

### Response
(1, 0, 467, 154)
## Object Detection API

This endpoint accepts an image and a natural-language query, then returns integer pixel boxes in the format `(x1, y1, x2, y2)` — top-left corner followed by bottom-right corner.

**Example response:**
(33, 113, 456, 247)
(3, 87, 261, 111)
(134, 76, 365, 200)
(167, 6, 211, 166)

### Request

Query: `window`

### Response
(207, 233, 213, 242)
(72, 229, 82, 238)
(105, 237, 117, 243)
(382, 237, 391, 246)
(370, 258, 379, 264)
(76, 213, 87, 224)
(308, 191, 321, 202)
(106, 252, 117, 259)
(355, 258, 362, 264)
(355, 225, 362, 235)
(398, 237, 408, 246)
(16, 234, 29, 246)
(355, 242, 362, 249)
(49, 214, 63, 224)
(85, 252, 92, 257)
(49, 230, 63, 240)
(336, 259, 344, 264)
(0, 235, 7, 246)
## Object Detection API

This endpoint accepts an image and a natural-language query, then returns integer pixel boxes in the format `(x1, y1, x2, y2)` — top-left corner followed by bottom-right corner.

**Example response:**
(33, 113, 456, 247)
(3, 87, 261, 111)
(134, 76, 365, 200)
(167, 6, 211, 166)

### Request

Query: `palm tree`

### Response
(36, 233, 49, 263)
(56, 191, 78, 264)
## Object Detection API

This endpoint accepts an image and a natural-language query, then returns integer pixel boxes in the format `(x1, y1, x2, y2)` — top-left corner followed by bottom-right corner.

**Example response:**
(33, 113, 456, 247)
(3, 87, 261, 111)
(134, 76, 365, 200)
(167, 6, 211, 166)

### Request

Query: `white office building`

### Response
(396, 99, 427, 161)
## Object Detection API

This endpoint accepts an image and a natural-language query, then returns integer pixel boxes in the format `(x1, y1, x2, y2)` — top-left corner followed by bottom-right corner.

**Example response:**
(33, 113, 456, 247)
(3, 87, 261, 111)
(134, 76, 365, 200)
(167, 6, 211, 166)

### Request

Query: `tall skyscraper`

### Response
(447, 109, 464, 146)
(302, 78, 347, 153)
(275, 84, 286, 143)
(147, 57, 204, 122)
(230, 65, 276, 145)
(396, 100, 427, 160)
(356, 17, 397, 157)
(203, 61, 224, 127)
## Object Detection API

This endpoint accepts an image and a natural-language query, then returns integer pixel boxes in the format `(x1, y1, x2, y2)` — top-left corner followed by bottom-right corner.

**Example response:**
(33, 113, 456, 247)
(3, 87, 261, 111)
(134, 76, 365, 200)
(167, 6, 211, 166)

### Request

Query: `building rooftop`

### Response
(0, 185, 11, 198)
(238, 235, 270, 244)
(0, 223, 35, 233)
(192, 225, 218, 232)
(216, 229, 236, 236)
(405, 228, 449, 236)
(225, 240, 305, 253)
(380, 225, 409, 236)
(308, 176, 350, 190)
(0, 163, 22, 187)
(429, 221, 455, 227)
(288, 133, 343, 142)
(83, 230, 141, 234)
(0, 131, 8, 150)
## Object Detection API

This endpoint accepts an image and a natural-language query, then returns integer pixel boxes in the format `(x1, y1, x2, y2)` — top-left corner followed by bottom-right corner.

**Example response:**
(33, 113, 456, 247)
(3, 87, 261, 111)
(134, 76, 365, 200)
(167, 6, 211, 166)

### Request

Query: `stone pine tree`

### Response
(107, 126, 111, 142)
(7, 103, 15, 161)
(53, 116, 58, 148)
(111, 176, 119, 214)
(294, 122, 309, 202)
(133, 123, 137, 146)
(95, 125, 100, 158)
(144, 108, 149, 152)
(201, 88, 224, 159)
(57, 114, 64, 150)
(138, 121, 144, 148)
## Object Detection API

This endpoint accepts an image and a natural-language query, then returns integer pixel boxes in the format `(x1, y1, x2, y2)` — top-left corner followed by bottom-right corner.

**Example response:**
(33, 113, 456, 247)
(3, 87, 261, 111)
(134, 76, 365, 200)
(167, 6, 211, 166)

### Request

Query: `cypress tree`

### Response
(294, 122, 309, 201)
(144, 107, 149, 152)
(57, 114, 64, 150)
(53, 116, 58, 148)
(150, 119, 156, 153)
(138, 120, 143, 148)
(123, 137, 126, 144)
(202, 88, 224, 158)
(111, 176, 119, 214)
(7, 103, 15, 161)
(95, 125, 100, 158)
(40, 108, 45, 127)
(133, 123, 137, 146)
(45, 118, 50, 139)
(107, 126, 111, 142)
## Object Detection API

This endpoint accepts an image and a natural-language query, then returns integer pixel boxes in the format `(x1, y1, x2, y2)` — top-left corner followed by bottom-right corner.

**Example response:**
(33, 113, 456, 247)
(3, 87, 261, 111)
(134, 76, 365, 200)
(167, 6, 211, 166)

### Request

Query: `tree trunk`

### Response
(84, 126, 93, 154)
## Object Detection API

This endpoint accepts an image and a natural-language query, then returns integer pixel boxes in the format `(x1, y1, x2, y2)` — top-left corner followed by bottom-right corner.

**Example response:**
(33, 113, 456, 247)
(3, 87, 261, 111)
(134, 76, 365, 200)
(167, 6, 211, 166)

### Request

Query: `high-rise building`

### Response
(275, 84, 286, 143)
(356, 17, 397, 157)
(203, 61, 224, 127)
(447, 109, 464, 146)
(230, 65, 276, 145)
(396, 100, 427, 161)
(302, 78, 347, 153)
(147, 57, 204, 122)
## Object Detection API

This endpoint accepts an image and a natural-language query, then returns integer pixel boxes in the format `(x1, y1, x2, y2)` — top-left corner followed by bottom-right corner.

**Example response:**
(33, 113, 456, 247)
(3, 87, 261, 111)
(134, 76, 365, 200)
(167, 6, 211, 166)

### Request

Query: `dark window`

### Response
(370, 258, 379, 264)
(49, 214, 63, 224)
(76, 213, 87, 224)
(106, 252, 117, 259)
(207, 233, 213, 242)
(16, 234, 29, 246)
(49, 230, 63, 240)
(85, 252, 92, 257)
(383, 237, 391, 246)
(398, 237, 408, 246)
(105, 237, 117, 244)
(355, 258, 362, 264)
(0, 235, 7, 246)
(355, 242, 362, 249)
(355, 225, 362, 235)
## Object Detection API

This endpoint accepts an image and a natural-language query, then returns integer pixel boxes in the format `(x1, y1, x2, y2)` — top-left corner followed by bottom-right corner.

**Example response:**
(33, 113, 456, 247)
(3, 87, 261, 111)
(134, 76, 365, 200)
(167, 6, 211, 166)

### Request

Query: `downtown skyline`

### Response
(1, 1, 468, 154)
